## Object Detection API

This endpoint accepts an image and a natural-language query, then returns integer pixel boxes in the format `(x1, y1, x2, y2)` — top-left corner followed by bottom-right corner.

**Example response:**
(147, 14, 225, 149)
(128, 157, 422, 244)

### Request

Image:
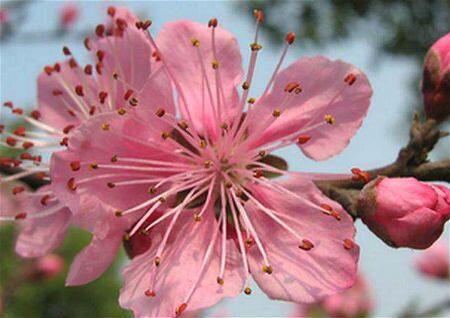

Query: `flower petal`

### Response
(157, 20, 244, 135)
(15, 186, 71, 258)
(248, 56, 372, 161)
(246, 178, 359, 303)
(119, 212, 245, 317)
(66, 214, 123, 286)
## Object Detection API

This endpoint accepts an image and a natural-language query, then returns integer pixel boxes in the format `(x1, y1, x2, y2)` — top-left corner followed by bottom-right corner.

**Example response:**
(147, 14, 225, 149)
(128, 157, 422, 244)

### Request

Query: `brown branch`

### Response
(315, 115, 449, 217)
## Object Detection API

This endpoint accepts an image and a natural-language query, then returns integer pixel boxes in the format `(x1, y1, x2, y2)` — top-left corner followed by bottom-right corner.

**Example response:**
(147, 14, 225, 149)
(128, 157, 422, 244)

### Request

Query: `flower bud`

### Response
(421, 33, 450, 122)
(292, 274, 374, 318)
(414, 240, 449, 280)
(358, 177, 450, 249)
(25, 254, 65, 281)
(59, 3, 79, 30)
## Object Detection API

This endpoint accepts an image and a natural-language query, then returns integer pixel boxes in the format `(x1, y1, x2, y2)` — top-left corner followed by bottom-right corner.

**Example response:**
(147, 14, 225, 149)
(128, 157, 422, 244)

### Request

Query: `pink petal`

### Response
(15, 186, 71, 258)
(51, 113, 179, 230)
(66, 215, 123, 286)
(119, 212, 245, 317)
(248, 56, 372, 160)
(91, 20, 175, 118)
(156, 20, 244, 135)
(246, 178, 359, 303)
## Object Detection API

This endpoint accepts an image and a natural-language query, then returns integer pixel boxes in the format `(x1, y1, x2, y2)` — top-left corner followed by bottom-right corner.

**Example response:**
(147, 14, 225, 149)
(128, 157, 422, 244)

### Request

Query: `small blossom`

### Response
(292, 273, 374, 318)
(358, 177, 450, 249)
(31, 254, 65, 280)
(422, 32, 450, 122)
(59, 3, 80, 30)
(414, 240, 449, 280)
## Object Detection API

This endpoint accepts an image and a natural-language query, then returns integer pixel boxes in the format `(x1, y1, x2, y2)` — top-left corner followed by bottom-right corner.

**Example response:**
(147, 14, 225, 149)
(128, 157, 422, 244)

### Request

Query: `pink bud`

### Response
(422, 33, 450, 122)
(0, 8, 9, 25)
(358, 177, 450, 249)
(59, 3, 79, 29)
(32, 254, 64, 280)
(414, 240, 449, 280)
(292, 274, 374, 318)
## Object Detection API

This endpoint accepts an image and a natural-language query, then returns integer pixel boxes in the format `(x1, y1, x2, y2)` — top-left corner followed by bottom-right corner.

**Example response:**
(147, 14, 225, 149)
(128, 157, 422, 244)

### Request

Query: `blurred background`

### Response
(0, 1, 449, 317)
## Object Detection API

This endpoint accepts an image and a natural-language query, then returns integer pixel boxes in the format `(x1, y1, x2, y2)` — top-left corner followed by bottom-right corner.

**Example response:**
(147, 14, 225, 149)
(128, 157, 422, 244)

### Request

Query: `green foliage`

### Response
(0, 225, 132, 318)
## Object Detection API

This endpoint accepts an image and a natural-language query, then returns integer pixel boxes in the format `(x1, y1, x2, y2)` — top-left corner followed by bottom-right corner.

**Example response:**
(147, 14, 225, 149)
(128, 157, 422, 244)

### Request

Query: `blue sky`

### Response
(1, 1, 448, 317)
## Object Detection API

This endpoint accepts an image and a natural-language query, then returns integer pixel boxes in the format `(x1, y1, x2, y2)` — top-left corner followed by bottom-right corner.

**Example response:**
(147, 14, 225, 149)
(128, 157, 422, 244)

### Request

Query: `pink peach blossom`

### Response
(59, 3, 79, 29)
(50, 11, 371, 317)
(0, 7, 167, 283)
(292, 273, 374, 318)
(359, 177, 450, 249)
(422, 32, 450, 122)
(414, 240, 449, 280)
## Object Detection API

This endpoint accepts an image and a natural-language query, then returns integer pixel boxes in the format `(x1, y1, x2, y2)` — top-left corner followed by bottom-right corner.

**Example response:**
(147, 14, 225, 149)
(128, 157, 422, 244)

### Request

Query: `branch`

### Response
(315, 116, 449, 217)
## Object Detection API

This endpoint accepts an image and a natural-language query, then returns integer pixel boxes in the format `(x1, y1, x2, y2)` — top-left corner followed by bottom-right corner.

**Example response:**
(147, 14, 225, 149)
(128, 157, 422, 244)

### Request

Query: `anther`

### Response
(220, 122, 228, 130)
(22, 141, 34, 150)
(129, 97, 138, 107)
(161, 132, 170, 140)
(101, 123, 110, 131)
(297, 135, 311, 145)
(190, 38, 200, 47)
(89, 106, 96, 116)
(208, 18, 218, 28)
(67, 178, 77, 191)
(199, 139, 207, 148)
(19, 152, 32, 160)
(212, 60, 219, 69)
(324, 114, 335, 125)
(62, 46, 71, 56)
(84, 37, 91, 51)
(13, 126, 26, 137)
(114, 210, 123, 217)
(299, 239, 314, 251)
(68, 58, 78, 68)
(253, 170, 264, 178)
(84, 65, 93, 75)
(6, 137, 17, 147)
(110, 155, 118, 163)
(12, 186, 25, 195)
(60, 137, 69, 146)
(96, 62, 103, 75)
(89, 162, 98, 170)
(272, 109, 282, 118)
(177, 121, 188, 130)
(63, 124, 75, 134)
(284, 82, 301, 93)
(247, 97, 256, 104)
(242, 81, 250, 90)
(175, 303, 188, 317)
(144, 289, 156, 298)
(155, 108, 165, 117)
(12, 108, 23, 115)
(40, 195, 51, 206)
(158, 197, 166, 203)
(15, 213, 27, 220)
(193, 213, 202, 222)
(253, 9, 264, 22)
(285, 32, 296, 45)
(117, 108, 127, 115)
(96, 50, 105, 62)
(351, 167, 370, 183)
(250, 43, 262, 51)
(113, 73, 119, 80)
(225, 182, 233, 189)
(74, 85, 84, 97)
(116, 18, 128, 31)
(344, 73, 357, 86)
(124, 89, 134, 101)
(148, 187, 157, 195)
(99, 91, 108, 104)
(154, 257, 161, 266)
(204, 160, 212, 168)
(107, 6, 116, 17)
(70, 161, 81, 171)
(123, 233, 130, 241)
(107, 182, 115, 188)
(244, 287, 252, 295)
(95, 24, 105, 37)
(343, 239, 355, 250)
(30, 110, 41, 120)
(44, 65, 53, 75)
(262, 265, 273, 275)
